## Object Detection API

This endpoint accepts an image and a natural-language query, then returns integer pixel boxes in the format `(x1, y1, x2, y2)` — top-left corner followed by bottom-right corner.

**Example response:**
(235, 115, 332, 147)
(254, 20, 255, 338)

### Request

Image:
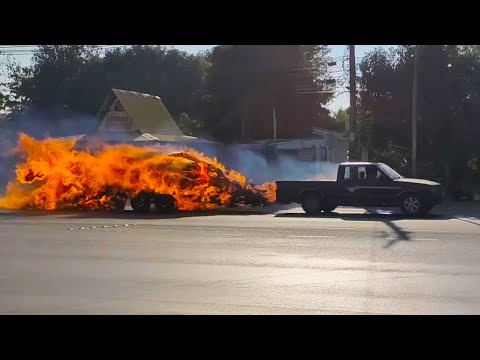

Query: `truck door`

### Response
(336, 165, 362, 206)
(352, 165, 403, 206)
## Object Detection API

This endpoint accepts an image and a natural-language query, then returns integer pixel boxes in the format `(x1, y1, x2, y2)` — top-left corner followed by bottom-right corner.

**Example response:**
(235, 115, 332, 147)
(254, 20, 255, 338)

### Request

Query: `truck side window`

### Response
(368, 166, 388, 181)
(344, 166, 351, 180)
(365, 165, 379, 181)
(358, 166, 367, 181)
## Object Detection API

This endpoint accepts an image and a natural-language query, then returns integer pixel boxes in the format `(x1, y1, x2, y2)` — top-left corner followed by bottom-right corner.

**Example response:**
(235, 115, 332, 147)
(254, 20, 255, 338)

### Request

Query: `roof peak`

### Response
(112, 88, 162, 100)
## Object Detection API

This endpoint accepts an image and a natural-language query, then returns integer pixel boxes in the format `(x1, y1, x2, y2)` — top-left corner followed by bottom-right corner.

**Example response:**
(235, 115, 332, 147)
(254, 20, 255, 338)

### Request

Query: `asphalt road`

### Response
(1, 203, 480, 314)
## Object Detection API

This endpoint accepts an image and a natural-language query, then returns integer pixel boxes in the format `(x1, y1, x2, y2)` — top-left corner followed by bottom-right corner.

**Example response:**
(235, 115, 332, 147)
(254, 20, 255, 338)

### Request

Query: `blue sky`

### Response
(1, 45, 395, 112)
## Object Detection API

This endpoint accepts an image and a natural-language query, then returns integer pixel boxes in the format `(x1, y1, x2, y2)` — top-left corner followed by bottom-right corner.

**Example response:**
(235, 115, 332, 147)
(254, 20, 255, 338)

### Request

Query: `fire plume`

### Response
(0, 134, 277, 211)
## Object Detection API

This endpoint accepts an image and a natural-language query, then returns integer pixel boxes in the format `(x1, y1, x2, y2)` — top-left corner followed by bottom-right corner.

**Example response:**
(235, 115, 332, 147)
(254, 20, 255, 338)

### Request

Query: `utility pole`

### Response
(412, 45, 420, 177)
(272, 106, 277, 145)
(272, 105, 277, 157)
(349, 45, 357, 160)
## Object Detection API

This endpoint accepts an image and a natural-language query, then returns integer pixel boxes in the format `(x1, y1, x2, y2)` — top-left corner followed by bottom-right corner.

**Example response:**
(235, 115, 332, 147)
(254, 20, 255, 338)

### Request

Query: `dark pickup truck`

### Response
(276, 162, 445, 216)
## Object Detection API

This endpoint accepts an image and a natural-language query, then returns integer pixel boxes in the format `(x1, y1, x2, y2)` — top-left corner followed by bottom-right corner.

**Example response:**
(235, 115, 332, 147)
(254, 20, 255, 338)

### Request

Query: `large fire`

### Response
(0, 134, 276, 211)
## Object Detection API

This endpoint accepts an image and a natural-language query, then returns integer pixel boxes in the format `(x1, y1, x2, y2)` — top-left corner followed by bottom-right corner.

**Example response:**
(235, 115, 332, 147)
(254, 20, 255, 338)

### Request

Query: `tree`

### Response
(0, 91, 5, 112)
(4, 45, 208, 137)
(358, 45, 480, 186)
(201, 45, 336, 142)
(6, 45, 99, 110)
(332, 107, 349, 129)
(4, 45, 338, 142)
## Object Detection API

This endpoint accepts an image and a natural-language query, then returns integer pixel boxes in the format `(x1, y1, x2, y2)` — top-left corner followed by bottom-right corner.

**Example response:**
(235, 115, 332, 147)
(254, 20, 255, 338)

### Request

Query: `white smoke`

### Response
(197, 144, 339, 184)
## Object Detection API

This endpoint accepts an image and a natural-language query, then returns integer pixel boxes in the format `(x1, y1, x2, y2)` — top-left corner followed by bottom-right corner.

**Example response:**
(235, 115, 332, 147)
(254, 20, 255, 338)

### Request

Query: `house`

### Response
(69, 89, 219, 149)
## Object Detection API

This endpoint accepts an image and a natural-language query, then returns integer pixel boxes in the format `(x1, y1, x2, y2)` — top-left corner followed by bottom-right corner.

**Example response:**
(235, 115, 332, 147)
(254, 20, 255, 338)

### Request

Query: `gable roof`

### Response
(96, 89, 183, 136)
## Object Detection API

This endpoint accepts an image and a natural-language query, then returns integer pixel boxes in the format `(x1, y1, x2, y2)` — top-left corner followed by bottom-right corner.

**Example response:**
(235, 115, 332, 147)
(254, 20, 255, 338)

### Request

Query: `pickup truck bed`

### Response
(276, 180, 337, 205)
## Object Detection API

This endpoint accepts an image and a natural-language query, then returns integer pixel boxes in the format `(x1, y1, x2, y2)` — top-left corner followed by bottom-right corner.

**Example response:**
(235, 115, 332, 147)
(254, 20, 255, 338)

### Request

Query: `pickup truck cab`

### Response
(276, 162, 445, 216)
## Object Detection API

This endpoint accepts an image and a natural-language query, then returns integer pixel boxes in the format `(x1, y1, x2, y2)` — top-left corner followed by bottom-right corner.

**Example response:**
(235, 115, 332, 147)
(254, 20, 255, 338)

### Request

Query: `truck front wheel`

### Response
(400, 193, 430, 216)
(301, 192, 322, 215)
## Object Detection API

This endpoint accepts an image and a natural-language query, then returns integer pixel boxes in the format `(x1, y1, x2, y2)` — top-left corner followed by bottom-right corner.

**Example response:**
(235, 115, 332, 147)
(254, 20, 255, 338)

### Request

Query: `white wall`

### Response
(98, 99, 132, 132)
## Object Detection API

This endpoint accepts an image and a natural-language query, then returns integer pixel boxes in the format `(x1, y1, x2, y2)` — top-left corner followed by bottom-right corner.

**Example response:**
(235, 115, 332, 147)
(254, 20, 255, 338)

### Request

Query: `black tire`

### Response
(110, 194, 127, 212)
(322, 203, 337, 213)
(131, 193, 151, 213)
(154, 195, 176, 213)
(301, 191, 322, 215)
(400, 193, 429, 216)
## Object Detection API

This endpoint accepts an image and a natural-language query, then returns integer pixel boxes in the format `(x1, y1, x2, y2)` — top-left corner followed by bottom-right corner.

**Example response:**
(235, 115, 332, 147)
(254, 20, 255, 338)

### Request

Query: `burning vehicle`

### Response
(0, 134, 276, 212)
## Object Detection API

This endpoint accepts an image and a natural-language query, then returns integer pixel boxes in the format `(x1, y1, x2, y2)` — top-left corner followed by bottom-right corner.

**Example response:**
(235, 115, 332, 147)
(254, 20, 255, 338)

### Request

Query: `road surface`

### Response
(1, 203, 480, 314)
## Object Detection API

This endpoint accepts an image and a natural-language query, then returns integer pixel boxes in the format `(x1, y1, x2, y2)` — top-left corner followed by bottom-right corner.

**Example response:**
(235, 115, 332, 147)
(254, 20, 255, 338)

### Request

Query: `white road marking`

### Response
(299, 227, 373, 231)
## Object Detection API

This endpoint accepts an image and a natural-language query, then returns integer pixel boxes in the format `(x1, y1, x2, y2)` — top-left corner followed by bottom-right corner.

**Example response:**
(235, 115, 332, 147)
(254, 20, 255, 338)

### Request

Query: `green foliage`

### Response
(4, 45, 336, 141)
(333, 108, 349, 126)
(369, 142, 409, 175)
(467, 157, 480, 174)
(358, 45, 480, 187)
(201, 45, 336, 141)
(0, 91, 5, 111)
(175, 113, 203, 136)
(4, 45, 207, 135)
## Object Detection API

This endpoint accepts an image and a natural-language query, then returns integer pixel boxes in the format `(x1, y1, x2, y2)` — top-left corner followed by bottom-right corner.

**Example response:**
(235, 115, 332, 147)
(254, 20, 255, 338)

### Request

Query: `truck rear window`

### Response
(344, 166, 351, 180)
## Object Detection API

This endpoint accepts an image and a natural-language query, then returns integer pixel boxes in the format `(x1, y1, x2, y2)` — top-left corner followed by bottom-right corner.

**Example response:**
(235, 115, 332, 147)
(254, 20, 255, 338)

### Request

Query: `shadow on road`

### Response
(0, 208, 272, 220)
(381, 220, 412, 248)
(274, 210, 435, 248)
(274, 211, 446, 221)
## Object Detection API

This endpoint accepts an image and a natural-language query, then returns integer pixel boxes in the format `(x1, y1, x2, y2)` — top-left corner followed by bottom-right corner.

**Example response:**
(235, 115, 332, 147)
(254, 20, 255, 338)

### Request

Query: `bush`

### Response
(369, 142, 409, 175)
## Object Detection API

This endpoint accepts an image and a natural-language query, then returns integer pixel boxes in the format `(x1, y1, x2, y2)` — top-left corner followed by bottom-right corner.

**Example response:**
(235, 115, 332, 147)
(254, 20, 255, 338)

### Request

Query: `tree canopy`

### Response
(202, 45, 336, 141)
(358, 45, 480, 185)
(1, 45, 336, 142)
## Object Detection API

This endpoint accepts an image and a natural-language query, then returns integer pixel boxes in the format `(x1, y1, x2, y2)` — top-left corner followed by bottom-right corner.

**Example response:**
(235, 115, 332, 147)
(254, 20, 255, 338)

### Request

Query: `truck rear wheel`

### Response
(131, 193, 151, 213)
(301, 192, 322, 215)
(322, 204, 337, 213)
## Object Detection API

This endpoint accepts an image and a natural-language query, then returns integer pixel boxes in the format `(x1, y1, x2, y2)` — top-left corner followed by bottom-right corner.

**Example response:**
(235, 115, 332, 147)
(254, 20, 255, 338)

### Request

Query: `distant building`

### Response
(240, 127, 347, 164)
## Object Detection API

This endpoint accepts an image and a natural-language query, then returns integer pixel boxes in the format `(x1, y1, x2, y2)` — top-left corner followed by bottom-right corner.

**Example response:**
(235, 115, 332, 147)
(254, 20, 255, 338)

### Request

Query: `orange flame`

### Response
(0, 134, 277, 211)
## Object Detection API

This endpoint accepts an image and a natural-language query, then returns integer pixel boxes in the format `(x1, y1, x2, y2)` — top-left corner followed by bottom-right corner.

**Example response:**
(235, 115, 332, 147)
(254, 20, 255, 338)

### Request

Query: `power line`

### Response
(0, 45, 133, 56)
